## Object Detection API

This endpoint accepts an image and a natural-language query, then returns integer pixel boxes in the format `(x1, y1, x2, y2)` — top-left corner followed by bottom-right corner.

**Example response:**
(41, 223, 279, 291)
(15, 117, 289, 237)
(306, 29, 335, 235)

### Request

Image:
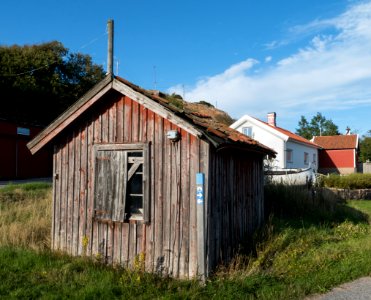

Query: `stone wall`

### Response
(324, 187, 371, 200)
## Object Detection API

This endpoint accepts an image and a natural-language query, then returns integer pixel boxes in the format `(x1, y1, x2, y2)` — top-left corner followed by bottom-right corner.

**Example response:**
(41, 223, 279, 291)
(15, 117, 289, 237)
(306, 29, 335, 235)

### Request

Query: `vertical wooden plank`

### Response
(179, 132, 190, 278)
(113, 222, 122, 264)
(102, 102, 109, 144)
(171, 131, 182, 278)
(129, 222, 137, 267)
(163, 119, 172, 276)
(100, 105, 109, 262)
(132, 100, 139, 142)
(78, 125, 87, 256)
(51, 147, 56, 250)
(124, 96, 132, 142)
(116, 96, 124, 143)
(67, 133, 75, 254)
(189, 135, 199, 278)
(86, 117, 95, 256)
(146, 110, 155, 272)
(154, 114, 164, 275)
(141, 106, 147, 142)
(143, 144, 150, 223)
(91, 114, 102, 257)
(107, 222, 114, 264)
(109, 101, 117, 143)
(53, 145, 61, 250)
(60, 137, 69, 251)
(72, 129, 81, 256)
(121, 223, 130, 267)
(136, 223, 143, 255)
(107, 102, 116, 264)
(200, 140, 209, 276)
(206, 149, 216, 274)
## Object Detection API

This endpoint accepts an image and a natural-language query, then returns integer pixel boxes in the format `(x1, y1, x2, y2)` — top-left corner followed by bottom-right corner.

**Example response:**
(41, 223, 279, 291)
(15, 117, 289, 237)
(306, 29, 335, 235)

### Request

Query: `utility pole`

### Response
(107, 19, 114, 76)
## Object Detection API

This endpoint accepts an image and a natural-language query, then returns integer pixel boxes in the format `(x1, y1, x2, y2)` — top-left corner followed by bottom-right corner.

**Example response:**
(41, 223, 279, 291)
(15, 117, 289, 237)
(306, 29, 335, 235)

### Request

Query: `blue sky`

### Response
(1, 0, 370, 135)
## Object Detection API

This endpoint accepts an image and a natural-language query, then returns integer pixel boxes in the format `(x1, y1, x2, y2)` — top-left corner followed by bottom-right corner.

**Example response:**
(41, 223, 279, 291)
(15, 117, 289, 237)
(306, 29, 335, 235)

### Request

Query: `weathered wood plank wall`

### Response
(206, 149, 264, 274)
(52, 91, 208, 278)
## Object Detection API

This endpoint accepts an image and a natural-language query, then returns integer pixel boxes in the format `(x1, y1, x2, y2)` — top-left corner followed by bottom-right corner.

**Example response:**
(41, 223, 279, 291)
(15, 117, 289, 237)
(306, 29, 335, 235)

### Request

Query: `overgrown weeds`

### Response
(0, 182, 52, 250)
(323, 173, 371, 189)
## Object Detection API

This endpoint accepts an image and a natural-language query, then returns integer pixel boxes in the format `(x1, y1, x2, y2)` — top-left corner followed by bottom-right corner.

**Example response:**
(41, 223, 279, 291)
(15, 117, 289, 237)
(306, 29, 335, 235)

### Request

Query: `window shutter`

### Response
(94, 151, 114, 220)
(94, 150, 128, 221)
(143, 144, 150, 223)
(111, 150, 128, 221)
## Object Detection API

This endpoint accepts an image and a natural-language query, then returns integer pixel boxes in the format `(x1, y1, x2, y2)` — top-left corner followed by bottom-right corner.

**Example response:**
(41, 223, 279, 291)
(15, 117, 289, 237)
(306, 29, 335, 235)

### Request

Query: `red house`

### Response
(0, 119, 52, 180)
(312, 134, 359, 174)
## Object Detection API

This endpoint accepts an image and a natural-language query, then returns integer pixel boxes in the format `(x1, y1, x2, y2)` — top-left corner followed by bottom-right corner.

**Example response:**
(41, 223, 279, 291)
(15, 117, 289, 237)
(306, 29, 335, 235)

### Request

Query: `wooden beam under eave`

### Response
(28, 82, 113, 154)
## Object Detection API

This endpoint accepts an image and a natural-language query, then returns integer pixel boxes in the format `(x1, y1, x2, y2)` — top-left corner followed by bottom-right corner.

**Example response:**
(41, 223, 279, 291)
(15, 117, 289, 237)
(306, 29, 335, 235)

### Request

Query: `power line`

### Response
(0, 62, 57, 77)
(0, 31, 107, 77)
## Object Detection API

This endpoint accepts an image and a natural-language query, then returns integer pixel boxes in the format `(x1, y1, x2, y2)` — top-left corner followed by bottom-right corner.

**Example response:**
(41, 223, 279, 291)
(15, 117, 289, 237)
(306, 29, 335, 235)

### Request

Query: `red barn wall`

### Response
(318, 149, 356, 174)
(0, 120, 52, 180)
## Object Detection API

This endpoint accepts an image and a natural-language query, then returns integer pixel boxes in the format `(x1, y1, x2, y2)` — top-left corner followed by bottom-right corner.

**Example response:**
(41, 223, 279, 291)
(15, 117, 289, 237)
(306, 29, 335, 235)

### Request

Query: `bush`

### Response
(323, 174, 371, 189)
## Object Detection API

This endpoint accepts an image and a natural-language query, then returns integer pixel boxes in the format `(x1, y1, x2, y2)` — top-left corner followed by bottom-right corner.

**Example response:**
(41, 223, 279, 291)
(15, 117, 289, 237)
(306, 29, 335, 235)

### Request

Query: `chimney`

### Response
(107, 19, 114, 76)
(267, 112, 276, 127)
(345, 126, 351, 135)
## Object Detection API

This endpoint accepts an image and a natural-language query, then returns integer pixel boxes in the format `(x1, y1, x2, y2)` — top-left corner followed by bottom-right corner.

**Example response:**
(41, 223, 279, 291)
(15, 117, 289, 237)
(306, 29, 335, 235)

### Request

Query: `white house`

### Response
(230, 113, 320, 171)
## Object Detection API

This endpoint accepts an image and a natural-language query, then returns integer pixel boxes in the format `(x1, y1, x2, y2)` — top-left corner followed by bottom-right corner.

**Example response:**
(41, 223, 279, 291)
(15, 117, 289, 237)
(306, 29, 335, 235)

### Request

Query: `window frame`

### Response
(286, 148, 293, 163)
(304, 152, 309, 165)
(92, 143, 150, 224)
(242, 126, 252, 137)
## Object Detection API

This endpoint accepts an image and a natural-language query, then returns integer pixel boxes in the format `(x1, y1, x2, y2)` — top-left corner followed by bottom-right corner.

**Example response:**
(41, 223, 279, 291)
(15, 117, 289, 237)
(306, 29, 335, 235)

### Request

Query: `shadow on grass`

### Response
(264, 184, 369, 228)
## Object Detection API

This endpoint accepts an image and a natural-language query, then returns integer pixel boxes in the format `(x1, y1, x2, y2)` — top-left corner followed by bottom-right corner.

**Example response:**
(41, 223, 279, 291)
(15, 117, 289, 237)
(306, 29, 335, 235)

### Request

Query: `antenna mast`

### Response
(153, 65, 157, 90)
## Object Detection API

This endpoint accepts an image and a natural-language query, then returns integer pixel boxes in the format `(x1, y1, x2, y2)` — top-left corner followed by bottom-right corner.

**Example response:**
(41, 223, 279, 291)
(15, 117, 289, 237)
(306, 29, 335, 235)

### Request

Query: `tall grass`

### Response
(0, 182, 52, 250)
(2, 182, 371, 299)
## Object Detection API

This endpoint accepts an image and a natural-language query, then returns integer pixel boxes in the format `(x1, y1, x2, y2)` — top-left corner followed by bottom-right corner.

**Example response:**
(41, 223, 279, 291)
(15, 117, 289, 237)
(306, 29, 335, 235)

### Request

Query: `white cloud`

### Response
(168, 1, 371, 131)
(265, 56, 272, 63)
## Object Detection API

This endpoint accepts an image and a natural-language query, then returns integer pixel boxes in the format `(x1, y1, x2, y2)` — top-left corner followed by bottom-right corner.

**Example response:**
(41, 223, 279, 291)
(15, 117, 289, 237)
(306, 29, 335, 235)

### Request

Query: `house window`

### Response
(17, 127, 30, 136)
(242, 126, 252, 137)
(93, 143, 149, 223)
(286, 149, 293, 163)
(304, 152, 309, 165)
(313, 153, 317, 164)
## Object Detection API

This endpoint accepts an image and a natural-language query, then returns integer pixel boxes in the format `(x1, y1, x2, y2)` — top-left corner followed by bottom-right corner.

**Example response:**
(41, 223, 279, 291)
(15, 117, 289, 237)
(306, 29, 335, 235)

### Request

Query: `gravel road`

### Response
(307, 277, 371, 300)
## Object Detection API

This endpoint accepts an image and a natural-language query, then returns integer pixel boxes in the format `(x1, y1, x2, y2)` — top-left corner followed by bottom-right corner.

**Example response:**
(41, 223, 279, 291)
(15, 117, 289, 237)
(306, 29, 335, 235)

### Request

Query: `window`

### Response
(286, 149, 293, 163)
(242, 126, 252, 137)
(304, 152, 309, 165)
(93, 143, 149, 223)
(313, 153, 317, 164)
(17, 127, 30, 136)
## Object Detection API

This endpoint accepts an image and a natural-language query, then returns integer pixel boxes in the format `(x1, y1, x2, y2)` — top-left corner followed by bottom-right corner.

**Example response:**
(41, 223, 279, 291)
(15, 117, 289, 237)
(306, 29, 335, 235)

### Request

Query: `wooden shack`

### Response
(28, 75, 275, 278)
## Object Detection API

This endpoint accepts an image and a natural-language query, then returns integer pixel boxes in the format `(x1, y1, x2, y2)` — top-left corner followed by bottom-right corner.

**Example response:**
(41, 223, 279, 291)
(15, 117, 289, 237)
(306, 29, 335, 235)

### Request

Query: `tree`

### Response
(296, 112, 339, 139)
(360, 130, 371, 163)
(0, 41, 105, 125)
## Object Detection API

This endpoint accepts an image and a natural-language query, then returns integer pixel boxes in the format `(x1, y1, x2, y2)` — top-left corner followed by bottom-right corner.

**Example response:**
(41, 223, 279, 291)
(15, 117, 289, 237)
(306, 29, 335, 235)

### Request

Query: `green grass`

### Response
(0, 181, 52, 202)
(2, 183, 371, 299)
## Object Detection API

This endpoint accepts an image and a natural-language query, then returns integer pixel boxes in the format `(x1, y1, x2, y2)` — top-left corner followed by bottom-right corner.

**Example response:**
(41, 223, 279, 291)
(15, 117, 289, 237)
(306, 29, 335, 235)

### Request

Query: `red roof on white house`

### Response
(253, 117, 319, 148)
